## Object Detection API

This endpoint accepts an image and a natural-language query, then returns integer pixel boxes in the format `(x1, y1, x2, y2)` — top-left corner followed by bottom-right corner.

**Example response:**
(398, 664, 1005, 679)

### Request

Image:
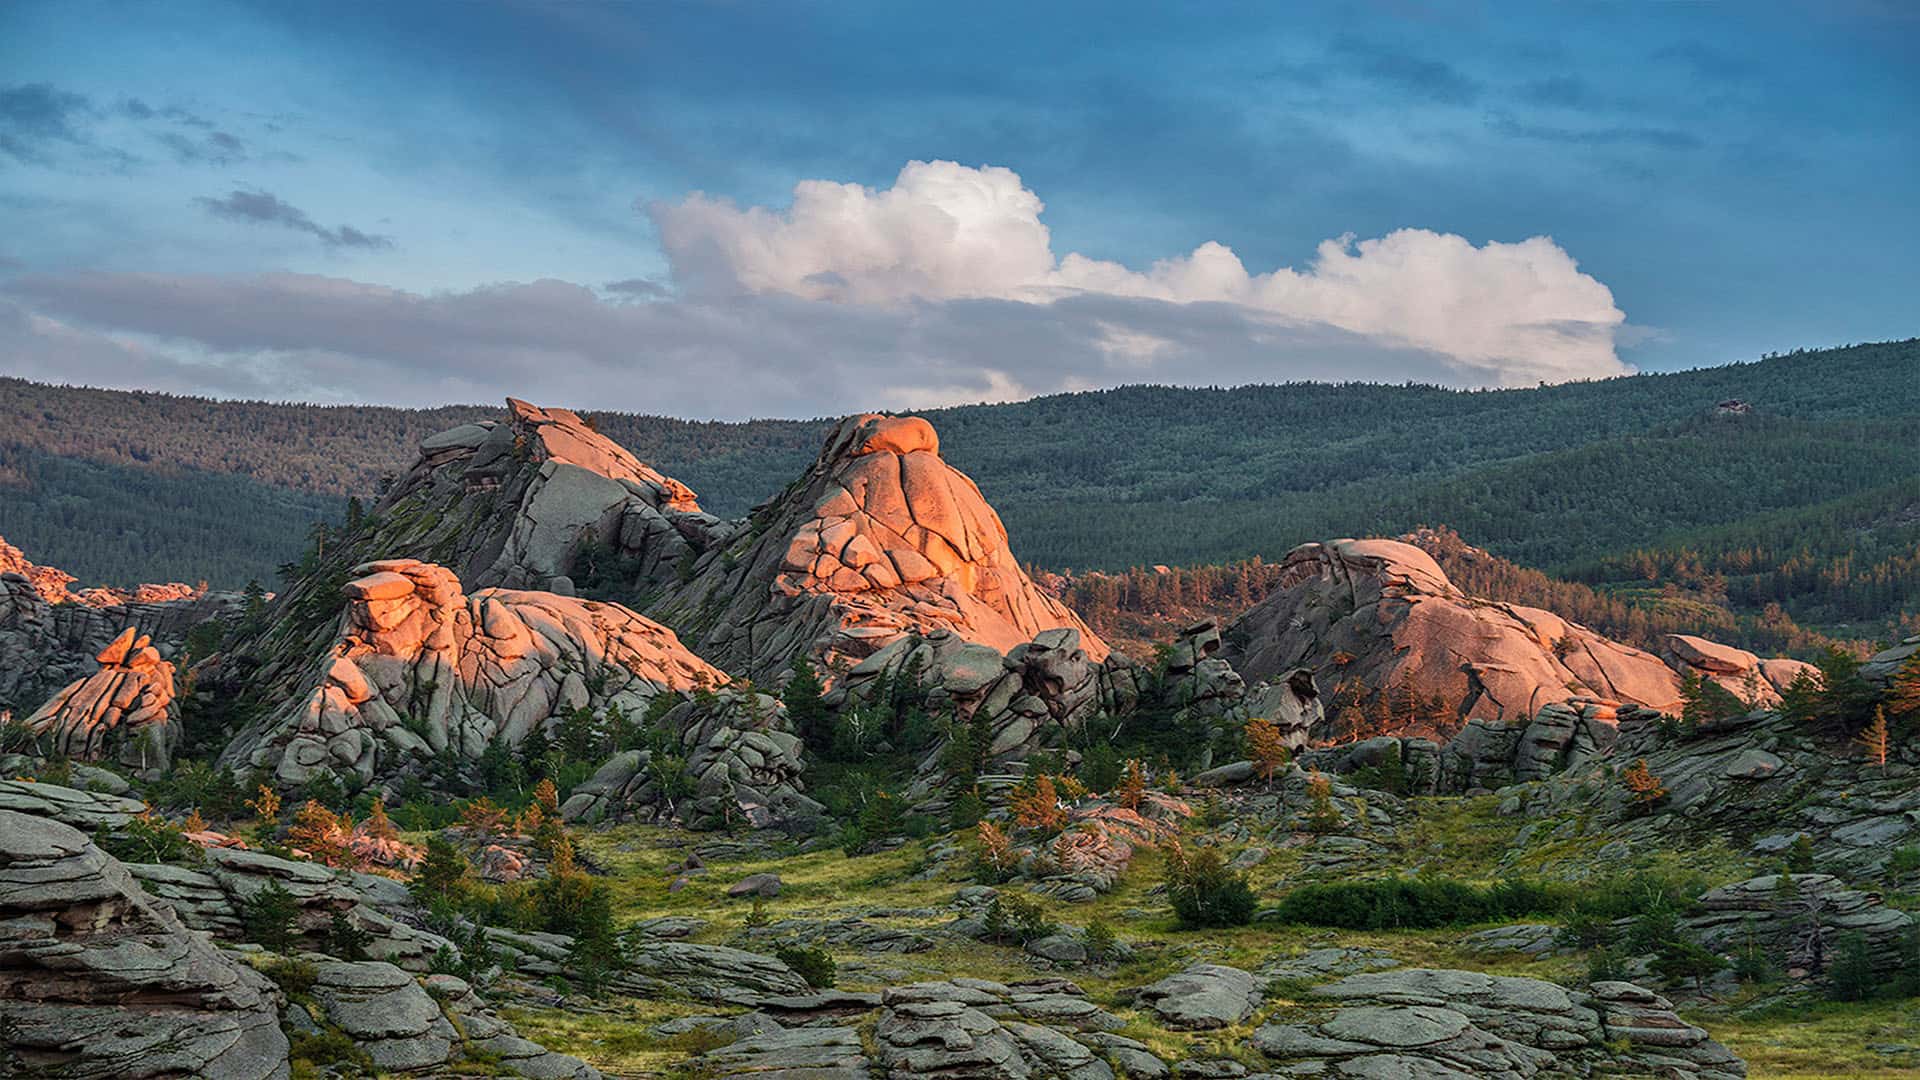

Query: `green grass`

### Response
(496, 800, 1910, 1079)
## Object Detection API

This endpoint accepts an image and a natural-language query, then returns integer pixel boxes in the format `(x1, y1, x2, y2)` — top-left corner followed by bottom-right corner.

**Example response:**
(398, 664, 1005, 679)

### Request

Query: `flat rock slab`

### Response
(1136, 963, 1262, 1030)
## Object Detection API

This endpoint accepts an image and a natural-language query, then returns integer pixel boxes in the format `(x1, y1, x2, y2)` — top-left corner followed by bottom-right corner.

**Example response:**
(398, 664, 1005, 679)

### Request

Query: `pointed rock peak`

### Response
(503, 398, 700, 511)
(662, 412, 1107, 676)
(96, 626, 139, 666)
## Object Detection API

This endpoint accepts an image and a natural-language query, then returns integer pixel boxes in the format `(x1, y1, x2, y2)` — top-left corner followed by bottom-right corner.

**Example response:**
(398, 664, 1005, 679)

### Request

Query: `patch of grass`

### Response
(1687, 997, 1920, 1078)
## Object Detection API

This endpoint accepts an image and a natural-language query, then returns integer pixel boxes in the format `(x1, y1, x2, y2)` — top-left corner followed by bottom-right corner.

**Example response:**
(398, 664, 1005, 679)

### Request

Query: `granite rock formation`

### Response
(221, 558, 726, 788)
(1, 542, 241, 716)
(1223, 539, 1684, 731)
(0, 808, 290, 1080)
(655, 413, 1107, 678)
(372, 399, 730, 594)
(25, 627, 181, 775)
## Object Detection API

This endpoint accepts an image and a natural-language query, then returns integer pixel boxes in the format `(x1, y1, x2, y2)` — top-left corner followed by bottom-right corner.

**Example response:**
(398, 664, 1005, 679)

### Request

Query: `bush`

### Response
(326, 911, 372, 961)
(100, 813, 200, 866)
(775, 944, 837, 988)
(289, 1029, 373, 1076)
(1165, 845, 1257, 929)
(982, 895, 1057, 944)
(1269, 876, 1564, 930)
(1587, 946, 1627, 982)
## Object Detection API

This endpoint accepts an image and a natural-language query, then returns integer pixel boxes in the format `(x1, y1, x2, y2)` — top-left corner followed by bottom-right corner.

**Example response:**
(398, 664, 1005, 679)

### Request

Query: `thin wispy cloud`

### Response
(196, 188, 393, 249)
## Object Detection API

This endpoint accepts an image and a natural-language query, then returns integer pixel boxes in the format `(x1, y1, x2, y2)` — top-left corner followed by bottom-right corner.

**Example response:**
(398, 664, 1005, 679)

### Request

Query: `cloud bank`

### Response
(2, 161, 1632, 417)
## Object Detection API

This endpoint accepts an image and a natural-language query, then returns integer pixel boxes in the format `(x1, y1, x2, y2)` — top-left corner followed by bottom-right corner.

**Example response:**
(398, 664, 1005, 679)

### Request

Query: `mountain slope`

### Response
(2, 340, 1914, 644)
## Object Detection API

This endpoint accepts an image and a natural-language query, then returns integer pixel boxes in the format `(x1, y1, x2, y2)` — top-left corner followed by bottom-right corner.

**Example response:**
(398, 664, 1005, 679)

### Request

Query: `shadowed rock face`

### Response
(220, 558, 725, 788)
(0, 808, 290, 1080)
(26, 627, 179, 775)
(369, 398, 731, 594)
(1223, 538, 1789, 734)
(657, 413, 1107, 679)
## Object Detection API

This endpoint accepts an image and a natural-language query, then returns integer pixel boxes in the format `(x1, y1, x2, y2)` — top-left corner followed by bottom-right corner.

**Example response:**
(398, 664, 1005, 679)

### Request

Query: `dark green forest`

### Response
(1, 339, 1914, 643)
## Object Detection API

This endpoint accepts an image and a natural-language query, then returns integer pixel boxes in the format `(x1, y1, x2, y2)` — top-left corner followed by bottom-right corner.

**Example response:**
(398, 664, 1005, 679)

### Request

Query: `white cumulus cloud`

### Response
(652, 159, 1630, 386)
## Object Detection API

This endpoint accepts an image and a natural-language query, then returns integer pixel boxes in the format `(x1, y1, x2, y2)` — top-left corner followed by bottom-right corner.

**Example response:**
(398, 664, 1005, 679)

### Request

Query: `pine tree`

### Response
(1855, 706, 1890, 771)
(410, 835, 470, 906)
(1245, 717, 1291, 780)
(782, 658, 831, 748)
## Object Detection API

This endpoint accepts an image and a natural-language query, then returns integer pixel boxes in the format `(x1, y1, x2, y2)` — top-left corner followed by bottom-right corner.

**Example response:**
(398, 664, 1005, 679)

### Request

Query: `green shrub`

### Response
(1083, 918, 1116, 962)
(100, 814, 201, 866)
(1166, 847, 1257, 929)
(326, 911, 372, 961)
(259, 955, 318, 997)
(288, 1029, 373, 1075)
(1650, 940, 1726, 993)
(1827, 932, 1877, 1001)
(775, 944, 837, 988)
(1587, 946, 1627, 982)
(948, 790, 985, 831)
(982, 895, 1058, 944)
(1268, 876, 1565, 930)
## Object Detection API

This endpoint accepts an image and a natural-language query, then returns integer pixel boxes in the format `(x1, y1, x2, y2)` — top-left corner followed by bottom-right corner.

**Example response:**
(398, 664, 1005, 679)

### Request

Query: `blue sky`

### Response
(1, 0, 1913, 418)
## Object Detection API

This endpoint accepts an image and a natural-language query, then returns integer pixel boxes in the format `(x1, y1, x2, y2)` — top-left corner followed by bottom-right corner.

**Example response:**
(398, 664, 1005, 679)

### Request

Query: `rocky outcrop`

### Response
(1664, 634, 1818, 706)
(1432, 699, 1659, 793)
(655, 413, 1107, 679)
(1504, 708, 1920, 881)
(561, 690, 821, 832)
(1, 557, 240, 716)
(0, 808, 289, 1079)
(370, 399, 729, 595)
(221, 558, 725, 788)
(1250, 967, 1744, 1079)
(127, 847, 456, 972)
(1224, 539, 1688, 732)
(25, 627, 181, 774)
(0, 534, 207, 609)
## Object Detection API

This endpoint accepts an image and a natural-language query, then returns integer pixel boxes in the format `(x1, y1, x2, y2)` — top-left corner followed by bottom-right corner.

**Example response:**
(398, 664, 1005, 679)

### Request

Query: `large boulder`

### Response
(652, 413, 1108, 679)
(220, 558, 726, 788)
(0, 808, 289, 1079)
(1222, 538, 1803, 737)
(25, 627, 181, 775)
(1134, 963, 1261, 1030)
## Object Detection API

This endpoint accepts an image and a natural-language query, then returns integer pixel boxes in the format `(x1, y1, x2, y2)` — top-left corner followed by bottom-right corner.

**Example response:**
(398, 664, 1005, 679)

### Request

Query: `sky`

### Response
(1, 0, 1914, 419)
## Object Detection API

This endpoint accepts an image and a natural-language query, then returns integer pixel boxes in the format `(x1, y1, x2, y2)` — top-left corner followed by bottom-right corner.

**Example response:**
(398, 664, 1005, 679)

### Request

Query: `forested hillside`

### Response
(2, 339, 1914, 645)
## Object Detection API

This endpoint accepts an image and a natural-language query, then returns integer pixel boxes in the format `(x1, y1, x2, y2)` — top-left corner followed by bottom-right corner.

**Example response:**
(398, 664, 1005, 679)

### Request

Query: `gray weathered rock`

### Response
(1135, 963, 1261, 1030)
(1250, 967, 1744, 1079)
(0, 808, 289, 1079)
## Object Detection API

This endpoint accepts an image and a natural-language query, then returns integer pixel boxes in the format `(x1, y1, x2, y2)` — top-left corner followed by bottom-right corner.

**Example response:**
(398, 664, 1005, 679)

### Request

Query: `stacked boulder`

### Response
(25, 627, 181, 775)
(655, 413, 1108, 678)
(220, 558, 726, 788)
(1664, 634, 1818, 707)
(0, 808, 289, 1079)
(1, 538, 241, 718)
